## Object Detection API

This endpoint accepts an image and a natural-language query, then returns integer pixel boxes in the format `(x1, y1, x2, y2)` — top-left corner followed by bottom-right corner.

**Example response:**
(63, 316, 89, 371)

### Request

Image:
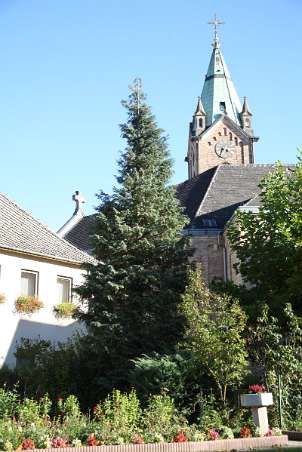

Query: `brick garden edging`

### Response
(16, 435, 288, 452)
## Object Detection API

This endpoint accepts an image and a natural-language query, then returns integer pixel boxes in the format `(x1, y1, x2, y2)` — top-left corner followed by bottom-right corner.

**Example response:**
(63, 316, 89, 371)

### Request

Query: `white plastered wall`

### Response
(0, 251, 86, 368)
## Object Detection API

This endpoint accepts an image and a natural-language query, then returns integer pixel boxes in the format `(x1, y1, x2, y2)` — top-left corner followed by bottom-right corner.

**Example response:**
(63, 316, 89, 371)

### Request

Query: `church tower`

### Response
(186, 16, 258, 178)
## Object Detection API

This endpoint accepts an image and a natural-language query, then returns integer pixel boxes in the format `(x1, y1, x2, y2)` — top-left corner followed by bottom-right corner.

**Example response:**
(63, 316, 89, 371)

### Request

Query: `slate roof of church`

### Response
(64, 214, 95, 253)
(0, 192, 95, 264)
(63, 164, 279, 253)
(177, 164, 275, 229)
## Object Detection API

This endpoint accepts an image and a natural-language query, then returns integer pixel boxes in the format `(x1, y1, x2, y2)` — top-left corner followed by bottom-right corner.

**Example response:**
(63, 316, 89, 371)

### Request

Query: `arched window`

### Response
(199, 118, 203, 128)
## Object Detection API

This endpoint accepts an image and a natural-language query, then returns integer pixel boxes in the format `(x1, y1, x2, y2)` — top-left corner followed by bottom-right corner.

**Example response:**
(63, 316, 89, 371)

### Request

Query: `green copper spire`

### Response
(201, 16, 242, 127)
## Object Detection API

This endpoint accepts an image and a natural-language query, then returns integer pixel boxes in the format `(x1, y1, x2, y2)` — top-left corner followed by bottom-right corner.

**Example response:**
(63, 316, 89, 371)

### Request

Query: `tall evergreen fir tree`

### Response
(77, 82, 190, 394)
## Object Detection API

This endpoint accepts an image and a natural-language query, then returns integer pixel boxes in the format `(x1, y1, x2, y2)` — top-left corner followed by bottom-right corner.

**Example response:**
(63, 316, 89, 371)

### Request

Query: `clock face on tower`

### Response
(215, 140, 236, 159)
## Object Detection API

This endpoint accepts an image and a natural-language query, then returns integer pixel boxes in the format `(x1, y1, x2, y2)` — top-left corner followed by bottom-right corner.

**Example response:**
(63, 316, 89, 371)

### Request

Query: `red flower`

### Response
(239, 426, 252, 438)
(249, 384, 265, 393)
(87, 434, 100, 446)
(133, 435, 145, 444)
(22, 439, 36, 450)
(51, 437, 68, 448)
(265, 428, 273, 437)
(174, 432, 187, 443)
(209, 430, 219, 441)
(92, 405, 98, 413)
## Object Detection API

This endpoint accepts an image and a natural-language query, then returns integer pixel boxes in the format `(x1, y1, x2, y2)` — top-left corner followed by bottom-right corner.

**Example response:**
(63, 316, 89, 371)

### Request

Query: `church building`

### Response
(62, 18, 278, 284)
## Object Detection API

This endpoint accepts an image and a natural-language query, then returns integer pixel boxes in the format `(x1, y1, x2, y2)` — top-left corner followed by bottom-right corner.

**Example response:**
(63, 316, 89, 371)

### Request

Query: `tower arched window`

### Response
(229, 132, 233, 141)
(219, 102, 226, 113)
(241, 143, 244, 164)
(199, 118, 203, 128)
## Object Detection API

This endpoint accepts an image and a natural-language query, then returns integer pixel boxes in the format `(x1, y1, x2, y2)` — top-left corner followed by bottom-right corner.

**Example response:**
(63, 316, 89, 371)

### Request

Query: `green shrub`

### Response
(218, 426, 234, 439)
(142, 393, 186, 442)
(0, 387, 19, 418)
(94, 389, 142, 444)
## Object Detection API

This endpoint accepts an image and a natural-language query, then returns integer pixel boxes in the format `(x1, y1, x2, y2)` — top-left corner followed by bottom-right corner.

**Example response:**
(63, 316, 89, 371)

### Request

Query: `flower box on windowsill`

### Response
(53, 302, 77, 319)
(15, 296, 43, 314)
(240, 392, 273, 408)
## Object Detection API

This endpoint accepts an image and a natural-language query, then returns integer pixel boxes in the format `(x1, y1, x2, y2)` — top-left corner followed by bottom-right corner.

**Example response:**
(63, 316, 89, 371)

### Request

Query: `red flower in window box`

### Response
(15, 296, 43, 314)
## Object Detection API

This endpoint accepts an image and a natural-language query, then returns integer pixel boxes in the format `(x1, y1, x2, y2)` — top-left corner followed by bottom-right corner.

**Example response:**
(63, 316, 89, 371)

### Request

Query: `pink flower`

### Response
(209, 430, 219, 441)
(51, 437, 68, 448)
(133, 435, 145, 444)
(22, 438, 36, 450)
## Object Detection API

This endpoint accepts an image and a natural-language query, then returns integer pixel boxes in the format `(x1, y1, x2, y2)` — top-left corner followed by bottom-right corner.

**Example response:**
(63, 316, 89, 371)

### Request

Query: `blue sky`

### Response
(1, 0, 301, 230)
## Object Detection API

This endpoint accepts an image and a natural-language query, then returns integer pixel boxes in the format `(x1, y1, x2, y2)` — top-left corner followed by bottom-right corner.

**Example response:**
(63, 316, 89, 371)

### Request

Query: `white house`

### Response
(0, 191, 94, 368)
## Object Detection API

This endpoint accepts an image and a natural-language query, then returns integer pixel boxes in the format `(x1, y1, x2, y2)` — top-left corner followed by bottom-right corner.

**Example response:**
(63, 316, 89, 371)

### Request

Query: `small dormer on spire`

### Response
(192, 96, 206, 135)
(195, 96, 206, 115)
(241, 96, 253, 135)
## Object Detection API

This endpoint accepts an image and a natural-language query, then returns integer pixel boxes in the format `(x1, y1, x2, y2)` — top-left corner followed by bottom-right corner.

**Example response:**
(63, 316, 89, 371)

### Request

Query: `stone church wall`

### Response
(190, 234, 225, 284)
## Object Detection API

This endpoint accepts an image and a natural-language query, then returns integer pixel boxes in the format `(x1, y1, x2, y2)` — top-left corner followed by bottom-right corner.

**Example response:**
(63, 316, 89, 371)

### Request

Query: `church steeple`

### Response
(186, 16, 258, 179)
(201, 36, 242, 127)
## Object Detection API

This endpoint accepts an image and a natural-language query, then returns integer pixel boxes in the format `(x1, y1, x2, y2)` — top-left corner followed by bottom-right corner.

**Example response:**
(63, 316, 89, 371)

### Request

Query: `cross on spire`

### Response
(208, 14, 224, 48)
(133, 77, 143, 114)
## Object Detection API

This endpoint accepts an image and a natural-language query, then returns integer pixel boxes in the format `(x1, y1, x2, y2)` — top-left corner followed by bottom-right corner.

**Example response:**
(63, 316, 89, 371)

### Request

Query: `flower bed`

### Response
(0, 390, 286, 452)
(0, 435, 288, 452)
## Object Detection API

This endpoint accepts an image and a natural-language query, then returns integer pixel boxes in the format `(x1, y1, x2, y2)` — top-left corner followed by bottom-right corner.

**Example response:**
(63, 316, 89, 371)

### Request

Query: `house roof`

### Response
(0, 192, 95, 265)
(64, 164, 281, 252)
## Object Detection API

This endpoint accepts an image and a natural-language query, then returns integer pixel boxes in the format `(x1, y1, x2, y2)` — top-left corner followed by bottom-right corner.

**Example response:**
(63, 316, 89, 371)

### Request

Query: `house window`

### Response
(21, 270, 38, 297)
(57, 276, 72, 303)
